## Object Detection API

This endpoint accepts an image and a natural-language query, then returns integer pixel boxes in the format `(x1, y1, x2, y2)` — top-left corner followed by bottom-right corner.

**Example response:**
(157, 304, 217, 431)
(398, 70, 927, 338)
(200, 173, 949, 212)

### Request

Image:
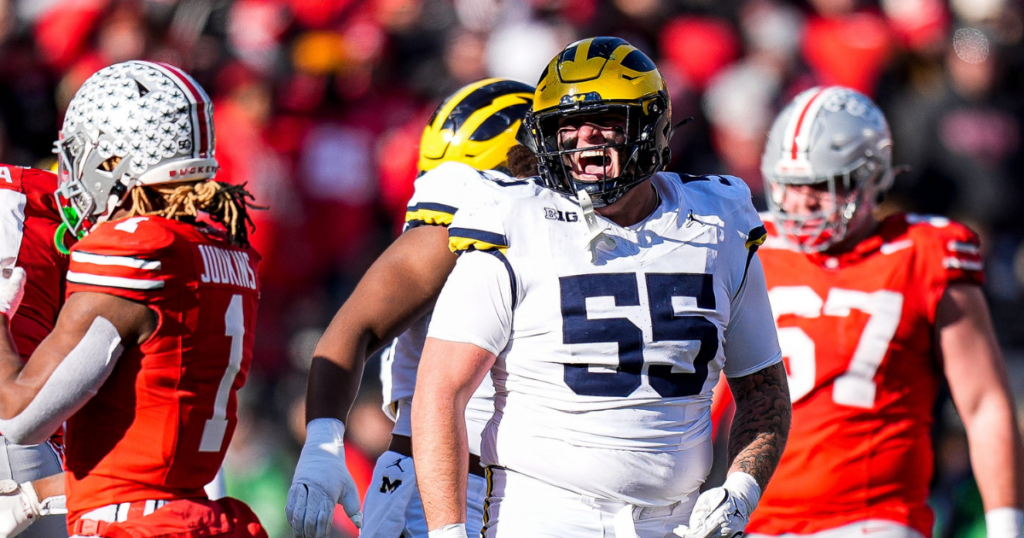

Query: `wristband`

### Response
(986, 507, 1023, 538)
(18, 481, 66, 516)
(429, 523, 468, 538)
(723, 472, 761, 512)
(305, 418, 346, 454)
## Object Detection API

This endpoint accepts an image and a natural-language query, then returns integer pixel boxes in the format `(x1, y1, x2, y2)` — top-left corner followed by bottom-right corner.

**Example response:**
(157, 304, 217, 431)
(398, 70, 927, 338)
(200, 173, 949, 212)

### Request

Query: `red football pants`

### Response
(72, 497, 267, 538)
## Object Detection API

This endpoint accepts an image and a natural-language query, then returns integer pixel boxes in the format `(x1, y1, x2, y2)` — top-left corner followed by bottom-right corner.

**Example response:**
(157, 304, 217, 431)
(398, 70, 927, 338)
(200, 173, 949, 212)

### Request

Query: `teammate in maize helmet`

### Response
(412, 37, 790, 538)
(286, 78, 536, 538)
(0, 61, 267, 538)
(745, 86, 1023, 538)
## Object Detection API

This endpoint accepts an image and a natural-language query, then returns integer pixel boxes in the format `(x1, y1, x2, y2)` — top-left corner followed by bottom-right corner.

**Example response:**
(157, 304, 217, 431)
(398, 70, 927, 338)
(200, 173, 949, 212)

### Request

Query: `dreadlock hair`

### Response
(124, 180, 265, 247)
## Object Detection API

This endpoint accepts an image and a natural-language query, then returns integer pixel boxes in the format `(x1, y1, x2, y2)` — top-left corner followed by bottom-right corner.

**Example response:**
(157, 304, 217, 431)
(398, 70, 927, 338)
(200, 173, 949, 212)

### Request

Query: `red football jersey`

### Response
(747, 213, 984, 537)
(0, 165, 68, 360)
(62, 215, 261, 527)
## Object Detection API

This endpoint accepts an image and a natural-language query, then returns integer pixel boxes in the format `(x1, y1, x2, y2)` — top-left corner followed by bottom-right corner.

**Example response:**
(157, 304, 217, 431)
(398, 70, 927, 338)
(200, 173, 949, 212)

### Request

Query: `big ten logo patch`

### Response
(544, 207, 578, 222)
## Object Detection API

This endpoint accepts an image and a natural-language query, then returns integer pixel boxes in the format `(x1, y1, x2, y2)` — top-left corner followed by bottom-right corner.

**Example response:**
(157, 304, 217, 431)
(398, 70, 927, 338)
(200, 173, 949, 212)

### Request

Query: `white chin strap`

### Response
(577, 189, 616, 263)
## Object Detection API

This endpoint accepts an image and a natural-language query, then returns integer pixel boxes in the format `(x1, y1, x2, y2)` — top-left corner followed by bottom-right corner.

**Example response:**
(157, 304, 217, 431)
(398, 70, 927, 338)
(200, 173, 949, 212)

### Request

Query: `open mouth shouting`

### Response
(571, 147, 621, 182)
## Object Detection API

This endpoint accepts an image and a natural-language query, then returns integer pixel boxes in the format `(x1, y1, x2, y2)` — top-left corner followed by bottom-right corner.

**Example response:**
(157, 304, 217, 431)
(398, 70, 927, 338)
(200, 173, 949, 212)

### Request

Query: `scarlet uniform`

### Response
(0, 164, 70, 538)
(62, 215, 262, 533)
(747, 213, 984, 537)
(0, 165, 69, 360)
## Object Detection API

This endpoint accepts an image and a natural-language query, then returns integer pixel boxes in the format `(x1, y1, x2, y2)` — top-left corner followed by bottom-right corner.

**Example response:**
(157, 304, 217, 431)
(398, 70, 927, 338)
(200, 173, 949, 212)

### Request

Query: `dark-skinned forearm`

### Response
(305, 226, 456, 424)
(305, 294, 438, 423)
(726, 361, 791, 491)
(305, 326, 371, 424)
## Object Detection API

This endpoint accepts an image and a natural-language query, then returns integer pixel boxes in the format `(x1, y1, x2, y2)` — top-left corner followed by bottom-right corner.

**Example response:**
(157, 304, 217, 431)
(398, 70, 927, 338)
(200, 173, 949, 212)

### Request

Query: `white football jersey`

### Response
(428, 171, 782, 506)
(380, 161, 542, 455)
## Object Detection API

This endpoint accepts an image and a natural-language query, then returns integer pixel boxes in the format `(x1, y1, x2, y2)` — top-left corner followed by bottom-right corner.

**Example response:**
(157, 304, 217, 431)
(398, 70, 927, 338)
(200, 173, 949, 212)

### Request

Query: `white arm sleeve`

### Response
(0, 316, 123, 444)
(723, 255, 782, 378)
(426, 251, 515, 356)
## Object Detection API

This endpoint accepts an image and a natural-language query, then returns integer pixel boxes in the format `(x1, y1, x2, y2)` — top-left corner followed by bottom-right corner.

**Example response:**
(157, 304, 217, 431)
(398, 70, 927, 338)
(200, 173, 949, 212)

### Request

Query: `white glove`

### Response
(986, 507, 1023, 538)
(428, 524, 468, 538)
(286, 418, 362, 538)
(674, 473, 761, 538)
(0, 267, 25, 319)
(0, 479, 65, 538)
(360, 452, 416, 538)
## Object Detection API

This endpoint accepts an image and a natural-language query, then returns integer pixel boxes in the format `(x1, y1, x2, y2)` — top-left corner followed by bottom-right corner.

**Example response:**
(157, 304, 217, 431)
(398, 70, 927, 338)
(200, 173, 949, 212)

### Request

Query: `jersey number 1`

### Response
(560, 273, 717, 398)
(199, 294, 246, 453)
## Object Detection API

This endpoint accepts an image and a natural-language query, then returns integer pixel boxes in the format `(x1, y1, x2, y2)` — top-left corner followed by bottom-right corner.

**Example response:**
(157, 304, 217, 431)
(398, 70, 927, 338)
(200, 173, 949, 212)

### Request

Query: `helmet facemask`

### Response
(54, 132, 134, 243)
(529, 93, 670, 208)
(765, 156, 890, 253)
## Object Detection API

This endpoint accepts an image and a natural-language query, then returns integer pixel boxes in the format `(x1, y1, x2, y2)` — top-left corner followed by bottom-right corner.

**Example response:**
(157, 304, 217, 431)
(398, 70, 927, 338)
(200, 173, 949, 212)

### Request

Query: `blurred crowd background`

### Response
(1, 0, 1023, 535)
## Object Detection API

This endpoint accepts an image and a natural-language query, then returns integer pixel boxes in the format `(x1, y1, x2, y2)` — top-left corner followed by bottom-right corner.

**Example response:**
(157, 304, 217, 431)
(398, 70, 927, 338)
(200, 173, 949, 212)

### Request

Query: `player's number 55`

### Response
(559, 273, 717, 398)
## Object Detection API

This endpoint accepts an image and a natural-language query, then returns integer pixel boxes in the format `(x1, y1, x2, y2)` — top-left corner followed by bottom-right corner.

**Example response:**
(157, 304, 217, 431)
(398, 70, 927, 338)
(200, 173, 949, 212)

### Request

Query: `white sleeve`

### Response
(0, 317, 123, 444)
(426, 251, 515, 356)
(722, 255, 782, 378)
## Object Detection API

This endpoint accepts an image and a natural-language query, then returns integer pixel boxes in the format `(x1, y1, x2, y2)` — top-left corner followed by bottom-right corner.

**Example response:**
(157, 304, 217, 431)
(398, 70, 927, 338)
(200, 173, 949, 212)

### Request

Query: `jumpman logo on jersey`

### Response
(387, 458, 405, 472)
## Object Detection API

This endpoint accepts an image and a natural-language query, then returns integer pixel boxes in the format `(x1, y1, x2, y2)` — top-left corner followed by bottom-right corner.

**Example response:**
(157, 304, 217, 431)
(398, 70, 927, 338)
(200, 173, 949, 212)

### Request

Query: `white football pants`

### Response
(361, 450, 487, 538)
(482, 466, 690, 538)
(0, 435, 67, 537)
(748, 520, 926, 538)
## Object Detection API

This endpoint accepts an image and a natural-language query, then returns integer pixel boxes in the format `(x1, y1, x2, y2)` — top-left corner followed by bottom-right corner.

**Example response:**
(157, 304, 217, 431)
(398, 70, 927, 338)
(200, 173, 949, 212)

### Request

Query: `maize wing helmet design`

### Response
(418, 78, 535, 173)
(526, 37, 672, 207)
(762, 86, 894, 252)
(54, 61, 218, 239)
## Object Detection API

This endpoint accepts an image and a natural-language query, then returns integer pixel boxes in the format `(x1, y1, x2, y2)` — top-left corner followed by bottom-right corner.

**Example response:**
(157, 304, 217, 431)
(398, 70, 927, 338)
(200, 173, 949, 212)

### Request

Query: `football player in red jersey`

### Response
(0, 164, 72, 538)
(0, 61, 267, 538)
(746, 86, 1023, 538)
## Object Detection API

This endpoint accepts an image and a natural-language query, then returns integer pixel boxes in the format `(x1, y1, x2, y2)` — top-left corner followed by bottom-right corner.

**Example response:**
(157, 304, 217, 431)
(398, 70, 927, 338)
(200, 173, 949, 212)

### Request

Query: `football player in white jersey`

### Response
(412, 37, 792, 538)
(285, 78, 538, 538)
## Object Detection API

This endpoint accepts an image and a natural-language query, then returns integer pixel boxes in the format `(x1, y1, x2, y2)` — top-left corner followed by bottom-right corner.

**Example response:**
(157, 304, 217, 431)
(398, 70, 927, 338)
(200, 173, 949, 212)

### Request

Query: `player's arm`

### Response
(306, 224, 454, 423)
(723, 253, 791, 491)
(0, 290, 155, 440)
(287, 224, 455, 537)
(413, 248, 515, 537)
(413, 338, 494, 534)
(938, 283, 1024, 536)
(677, 254, 790, 538)
(726, 362, 791, 490)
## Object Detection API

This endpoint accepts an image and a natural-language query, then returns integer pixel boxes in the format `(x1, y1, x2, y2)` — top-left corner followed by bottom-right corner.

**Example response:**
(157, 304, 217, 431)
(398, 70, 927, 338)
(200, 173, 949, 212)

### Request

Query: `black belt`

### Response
(388, 433, 485, 478)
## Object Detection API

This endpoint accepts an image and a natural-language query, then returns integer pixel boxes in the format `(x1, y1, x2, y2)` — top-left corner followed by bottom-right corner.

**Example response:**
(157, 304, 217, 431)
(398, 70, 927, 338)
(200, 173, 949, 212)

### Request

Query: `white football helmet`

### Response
(54, 61, 218, 241)
(761, 86, 894, 252)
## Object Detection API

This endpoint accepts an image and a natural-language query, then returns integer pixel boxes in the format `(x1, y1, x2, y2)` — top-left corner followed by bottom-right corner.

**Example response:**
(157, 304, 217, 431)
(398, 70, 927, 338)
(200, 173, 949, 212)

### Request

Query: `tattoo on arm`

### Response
(726, 361, 791, 491)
